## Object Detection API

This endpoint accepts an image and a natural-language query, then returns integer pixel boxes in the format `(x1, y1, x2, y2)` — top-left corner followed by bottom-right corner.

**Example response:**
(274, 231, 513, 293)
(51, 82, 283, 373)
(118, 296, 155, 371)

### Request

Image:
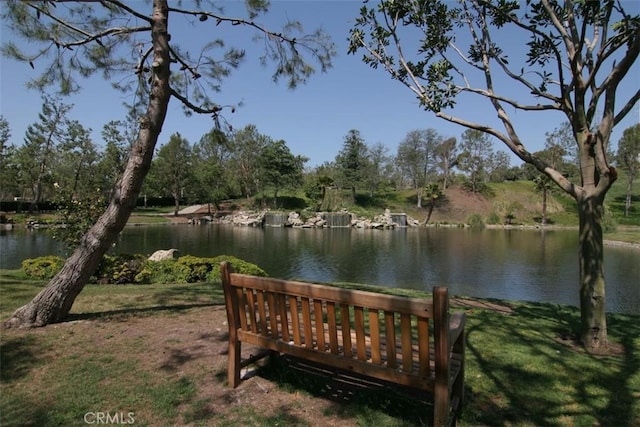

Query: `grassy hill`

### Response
(383, 174, 639, 228)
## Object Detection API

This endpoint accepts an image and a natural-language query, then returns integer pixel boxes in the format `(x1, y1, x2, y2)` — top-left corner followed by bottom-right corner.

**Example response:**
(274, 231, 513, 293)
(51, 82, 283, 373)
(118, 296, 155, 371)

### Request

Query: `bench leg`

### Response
(433, 387, 450, 427)
(228, 338, 241, 388)
(452, 331, 466, 415)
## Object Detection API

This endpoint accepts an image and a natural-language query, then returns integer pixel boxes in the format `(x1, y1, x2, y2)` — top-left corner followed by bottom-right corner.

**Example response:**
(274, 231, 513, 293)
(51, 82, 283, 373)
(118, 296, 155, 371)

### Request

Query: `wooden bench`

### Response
(220, 261, 466, 427)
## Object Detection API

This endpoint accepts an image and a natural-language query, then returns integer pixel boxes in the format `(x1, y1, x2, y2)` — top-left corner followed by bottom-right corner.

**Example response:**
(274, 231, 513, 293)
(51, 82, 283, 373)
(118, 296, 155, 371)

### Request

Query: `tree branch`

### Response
(102, 0, 153, 24)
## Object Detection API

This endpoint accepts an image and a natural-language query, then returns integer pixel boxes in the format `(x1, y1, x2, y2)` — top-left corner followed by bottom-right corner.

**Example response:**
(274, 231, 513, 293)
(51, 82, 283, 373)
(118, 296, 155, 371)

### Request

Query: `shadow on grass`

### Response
(464, 303, 640, 426)
(66, 284, 226, 322)
(258, 354, 440, 426)
(66, 302, 219, 322)
(0, 335, 41, 383)
(0, 335, 55, 426)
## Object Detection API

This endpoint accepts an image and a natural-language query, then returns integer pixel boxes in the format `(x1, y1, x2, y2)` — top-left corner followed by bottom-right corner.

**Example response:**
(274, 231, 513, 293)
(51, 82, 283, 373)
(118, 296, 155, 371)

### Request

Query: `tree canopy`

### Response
(348, 0, 639, 351)
(1, 0, 335, 328)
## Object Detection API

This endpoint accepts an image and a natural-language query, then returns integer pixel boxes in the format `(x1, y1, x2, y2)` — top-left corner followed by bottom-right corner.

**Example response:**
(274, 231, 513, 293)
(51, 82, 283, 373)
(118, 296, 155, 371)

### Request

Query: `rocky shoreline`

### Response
(186, 209, 421, 229)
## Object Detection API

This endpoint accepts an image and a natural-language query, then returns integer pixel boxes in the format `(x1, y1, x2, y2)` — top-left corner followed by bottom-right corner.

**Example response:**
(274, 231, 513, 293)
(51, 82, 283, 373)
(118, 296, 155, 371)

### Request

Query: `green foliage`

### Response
(601, 206, 618, 234)
(467, 213, 485, 228)
(135, 255, 267, 284)
(176, 255, 216, 283)
(135, 260, 191, 285)
(207, 255, 268, 281)
(19, 254, 266, 285)
(95, 254, 148, 285)
(487, 211, 501, 225)
(50, 191, 108, 252)
(21, 256, 65, 280)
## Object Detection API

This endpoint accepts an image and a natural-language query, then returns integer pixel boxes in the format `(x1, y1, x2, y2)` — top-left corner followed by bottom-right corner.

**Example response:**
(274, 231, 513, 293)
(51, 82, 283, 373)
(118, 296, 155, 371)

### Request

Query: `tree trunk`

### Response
(4, 0, 172, 329)
(423, 201, 434, 225)
(173, 191, 180, 216)
(541, 187, 548, 225)
(577, 194, 608, 351)
(624, 175, 633, 217)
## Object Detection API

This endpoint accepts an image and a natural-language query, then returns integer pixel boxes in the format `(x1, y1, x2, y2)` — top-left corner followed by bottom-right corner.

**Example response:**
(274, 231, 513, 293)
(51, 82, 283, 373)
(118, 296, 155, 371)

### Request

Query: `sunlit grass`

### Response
(1, 272, 638, 426)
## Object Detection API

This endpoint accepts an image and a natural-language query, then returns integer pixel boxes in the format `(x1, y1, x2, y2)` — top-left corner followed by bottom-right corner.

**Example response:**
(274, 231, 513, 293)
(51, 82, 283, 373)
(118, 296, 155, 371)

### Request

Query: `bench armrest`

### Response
(449, 312, 466, 347)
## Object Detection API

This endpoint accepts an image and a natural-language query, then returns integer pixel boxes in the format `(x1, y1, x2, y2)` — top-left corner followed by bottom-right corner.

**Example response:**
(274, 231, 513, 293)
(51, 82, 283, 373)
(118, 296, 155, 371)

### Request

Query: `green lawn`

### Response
(1, 271, 639, 426)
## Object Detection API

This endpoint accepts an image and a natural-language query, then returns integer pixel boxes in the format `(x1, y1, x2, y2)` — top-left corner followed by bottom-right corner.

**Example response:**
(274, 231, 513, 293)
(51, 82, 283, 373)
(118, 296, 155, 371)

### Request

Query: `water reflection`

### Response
(1, 225, 638, 314)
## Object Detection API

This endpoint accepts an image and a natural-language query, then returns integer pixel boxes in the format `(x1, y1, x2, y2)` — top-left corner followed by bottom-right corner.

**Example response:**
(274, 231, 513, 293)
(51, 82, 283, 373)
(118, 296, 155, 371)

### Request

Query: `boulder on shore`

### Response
(148, 249, 180, 261)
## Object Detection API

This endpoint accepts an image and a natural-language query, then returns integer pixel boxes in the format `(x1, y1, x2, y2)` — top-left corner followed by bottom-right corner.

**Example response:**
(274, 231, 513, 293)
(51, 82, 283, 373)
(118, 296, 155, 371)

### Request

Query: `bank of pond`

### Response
(1, 225, 638, 314)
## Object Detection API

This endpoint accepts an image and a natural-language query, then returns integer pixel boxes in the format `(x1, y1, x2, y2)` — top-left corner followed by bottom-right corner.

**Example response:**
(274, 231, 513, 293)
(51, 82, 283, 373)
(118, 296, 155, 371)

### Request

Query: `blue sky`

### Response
(1, 0, 638, 168)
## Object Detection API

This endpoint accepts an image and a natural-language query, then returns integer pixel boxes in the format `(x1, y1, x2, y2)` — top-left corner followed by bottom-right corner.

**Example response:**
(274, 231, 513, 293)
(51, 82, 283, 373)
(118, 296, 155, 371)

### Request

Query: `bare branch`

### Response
(457, 87, 560, 111)
(614, 89, 640, 126)
(166, 6, 294, 47)
(102, 0, 153, 24)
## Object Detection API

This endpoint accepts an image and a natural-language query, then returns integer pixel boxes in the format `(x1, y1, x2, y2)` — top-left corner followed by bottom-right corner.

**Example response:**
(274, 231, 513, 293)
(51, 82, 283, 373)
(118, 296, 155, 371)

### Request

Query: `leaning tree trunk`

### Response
(577, 193, 608, 351)
(4, 0, 172, 329)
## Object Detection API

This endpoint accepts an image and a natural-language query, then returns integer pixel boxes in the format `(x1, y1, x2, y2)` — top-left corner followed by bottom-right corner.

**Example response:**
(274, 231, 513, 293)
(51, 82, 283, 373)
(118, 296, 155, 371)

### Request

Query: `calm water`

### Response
(1, 225, 638, 314)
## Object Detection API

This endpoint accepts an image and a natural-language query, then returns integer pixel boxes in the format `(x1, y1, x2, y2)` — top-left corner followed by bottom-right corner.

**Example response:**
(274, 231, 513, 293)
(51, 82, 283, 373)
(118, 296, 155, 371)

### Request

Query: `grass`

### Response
(1, 272, 639, 426)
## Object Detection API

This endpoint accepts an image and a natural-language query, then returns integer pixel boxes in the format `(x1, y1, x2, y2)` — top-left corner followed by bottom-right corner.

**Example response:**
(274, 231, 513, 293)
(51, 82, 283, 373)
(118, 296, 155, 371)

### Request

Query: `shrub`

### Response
(467, 214, 485, 229)
(21, 253, 266, 285)
(487, 212, 501, 225)
(95, 254, 147, 284)
(176, 255, 215, 283)
(207, 255, 268, 282)
(135, 259, 190, 284)
(22, 256, 65, 280)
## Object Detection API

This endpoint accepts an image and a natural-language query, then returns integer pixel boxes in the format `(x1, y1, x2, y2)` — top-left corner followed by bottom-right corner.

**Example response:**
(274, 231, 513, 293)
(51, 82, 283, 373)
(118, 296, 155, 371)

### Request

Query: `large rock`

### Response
(148, 249, 180, 261)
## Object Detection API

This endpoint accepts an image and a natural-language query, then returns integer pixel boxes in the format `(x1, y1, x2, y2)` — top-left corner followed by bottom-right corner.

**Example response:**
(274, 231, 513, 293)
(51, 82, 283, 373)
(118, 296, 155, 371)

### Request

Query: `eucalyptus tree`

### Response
(349, 0, 639, 351)
(396, 129, 439, 207)
(616, 124, 640, 217)
(487, 150, 511, 183)
(2, 0, 334, 328)
(365, 141, 392, 197)
(335, 129, 370, 202)
(457, 129, 494, 193)
(433, 136, 457, 190)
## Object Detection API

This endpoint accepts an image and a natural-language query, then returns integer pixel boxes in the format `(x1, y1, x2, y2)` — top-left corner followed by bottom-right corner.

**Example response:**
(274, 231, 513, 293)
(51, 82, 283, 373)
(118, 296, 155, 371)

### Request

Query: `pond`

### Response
(1, 225, 638, 314)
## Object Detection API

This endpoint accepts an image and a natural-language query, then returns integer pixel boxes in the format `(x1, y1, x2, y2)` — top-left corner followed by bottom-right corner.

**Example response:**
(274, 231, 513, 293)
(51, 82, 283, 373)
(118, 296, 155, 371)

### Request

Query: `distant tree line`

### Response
(0, 98, 638, 218)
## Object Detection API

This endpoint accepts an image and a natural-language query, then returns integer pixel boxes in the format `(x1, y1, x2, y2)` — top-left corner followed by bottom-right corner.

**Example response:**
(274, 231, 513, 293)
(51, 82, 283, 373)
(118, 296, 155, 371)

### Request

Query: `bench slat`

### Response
(301, 298, 313, 349)
(354, 306, 366, 361)
(400, 313, 413, 373)
(384, 311, 397, 369)
(327, 302, 338, 354)
(418, 316, 430, 376)
(289, 295, 301, 345)
(314, 300, 325, 350)
(266, 292, 278, 338)
(256, 291, 267, 334)
(369, 309, 381, 364)
(340, 304, 352, 357)
(246, 290, 258, 333)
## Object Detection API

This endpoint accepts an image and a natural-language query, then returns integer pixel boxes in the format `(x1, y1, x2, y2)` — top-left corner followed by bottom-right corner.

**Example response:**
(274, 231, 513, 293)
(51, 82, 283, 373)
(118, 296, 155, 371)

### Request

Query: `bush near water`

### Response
(21, 254, 267, 284)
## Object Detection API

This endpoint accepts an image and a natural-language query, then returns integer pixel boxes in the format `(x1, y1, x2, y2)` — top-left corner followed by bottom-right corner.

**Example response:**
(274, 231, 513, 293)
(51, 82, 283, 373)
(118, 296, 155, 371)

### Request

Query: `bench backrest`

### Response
(221, 262, 451, 389)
